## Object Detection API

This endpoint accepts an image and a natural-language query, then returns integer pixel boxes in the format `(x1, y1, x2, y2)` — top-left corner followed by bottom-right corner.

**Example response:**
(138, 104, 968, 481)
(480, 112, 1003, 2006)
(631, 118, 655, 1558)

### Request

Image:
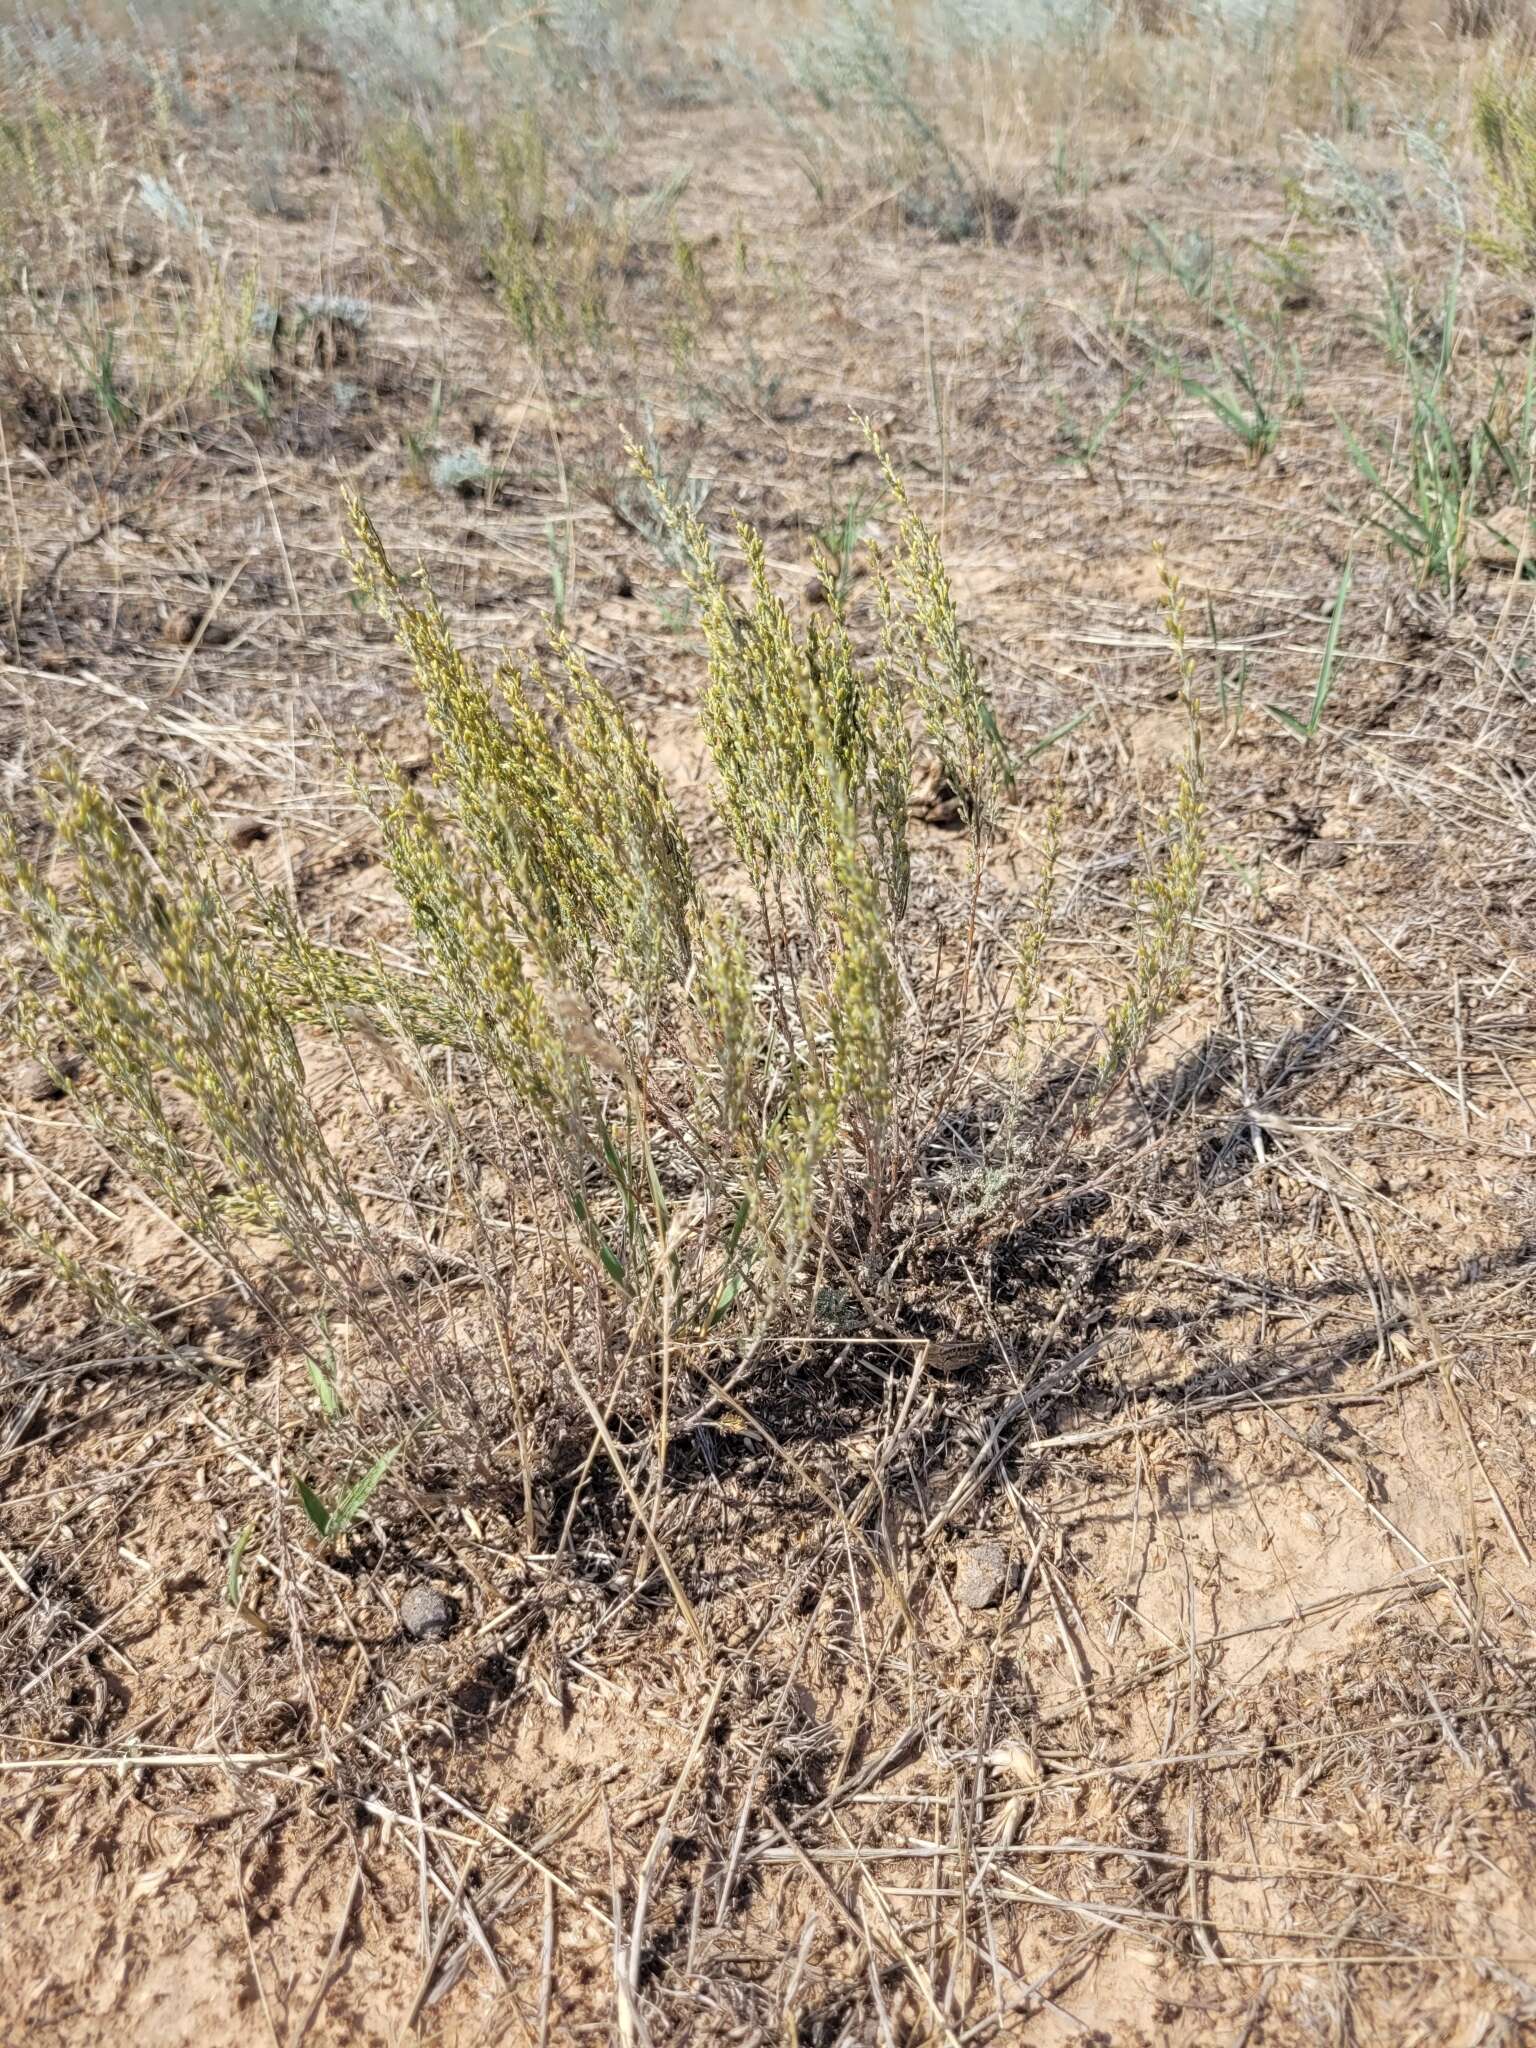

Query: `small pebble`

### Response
(955, 1540, 1008, 1612)
(399, 1584, 456, 1643)
(15, 1053, 79, 1103)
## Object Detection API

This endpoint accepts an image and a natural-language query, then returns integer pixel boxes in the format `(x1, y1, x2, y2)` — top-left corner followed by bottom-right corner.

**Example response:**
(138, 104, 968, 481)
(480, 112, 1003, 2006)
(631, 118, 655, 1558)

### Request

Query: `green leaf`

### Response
(225, 1522, 255, 1607)
(569, 1189, 629, 1286)
(296, 1478, 333, 1538)
(1025, 710, 1090, 760)
(1264, 705, 1311, 738)
(304, 1349, 340, 1421)
(706, 1196, 756, 1328)
(721, 1192, 752, 1260)
(328, 1445, 401, 1539)
(1307, 553, 1354, 732)
(1265, 554, 1352, 742)
(706, 1267, 748, 1329)
(599, 1126, 639, 1202)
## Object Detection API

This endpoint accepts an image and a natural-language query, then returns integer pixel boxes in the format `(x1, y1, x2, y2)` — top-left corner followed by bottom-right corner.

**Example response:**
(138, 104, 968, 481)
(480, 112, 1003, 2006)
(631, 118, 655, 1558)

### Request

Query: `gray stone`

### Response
(14, 1053, 78, 1103)
(955, 1541, 1009, 1611)
(399, 1584, 455, 1642)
